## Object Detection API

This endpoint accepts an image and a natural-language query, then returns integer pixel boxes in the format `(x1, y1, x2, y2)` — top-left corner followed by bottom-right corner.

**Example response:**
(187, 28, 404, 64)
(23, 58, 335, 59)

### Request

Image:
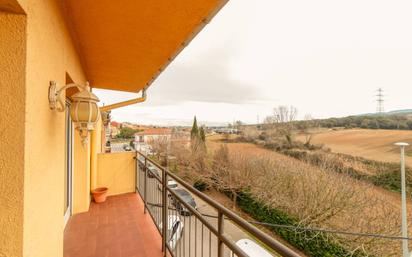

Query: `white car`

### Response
(166, 179, 178, 189)
(160, 215, 184, 250)
(235, 239, 273, 257)
(158, 178, 178, 191)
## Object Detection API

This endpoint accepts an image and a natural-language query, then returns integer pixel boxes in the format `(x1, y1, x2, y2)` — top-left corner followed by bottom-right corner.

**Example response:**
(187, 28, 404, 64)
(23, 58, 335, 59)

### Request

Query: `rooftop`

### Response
(136, 128, 172, 136)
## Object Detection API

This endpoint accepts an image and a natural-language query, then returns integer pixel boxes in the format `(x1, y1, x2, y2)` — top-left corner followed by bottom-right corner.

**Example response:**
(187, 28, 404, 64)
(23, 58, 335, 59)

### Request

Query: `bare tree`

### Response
(169, 131, 191, 167)
(147, 136, 170, 166)
(249, 153, 402, 256)
(302, 113, 314, 146)
(264, 105, 298, 145)
(188, 136, 207, 173)
(241, 126, 260, 142)
(203, 145, 253, 209)
(272, 105, 298, 123)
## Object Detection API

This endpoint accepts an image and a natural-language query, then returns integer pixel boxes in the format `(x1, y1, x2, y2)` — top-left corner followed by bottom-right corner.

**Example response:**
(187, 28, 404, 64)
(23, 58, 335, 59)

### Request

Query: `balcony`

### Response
(64, 193, 162, 257)
(64, 151, 300, 257)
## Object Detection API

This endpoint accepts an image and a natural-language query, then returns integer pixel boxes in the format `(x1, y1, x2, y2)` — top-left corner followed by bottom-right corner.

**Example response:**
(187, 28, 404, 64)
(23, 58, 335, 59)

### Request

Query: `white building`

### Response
(134, 128, 172, 154)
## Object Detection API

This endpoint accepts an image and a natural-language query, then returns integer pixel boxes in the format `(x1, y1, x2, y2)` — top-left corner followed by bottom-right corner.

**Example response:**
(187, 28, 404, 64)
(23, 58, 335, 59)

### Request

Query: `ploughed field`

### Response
(296, 128, 412, 166)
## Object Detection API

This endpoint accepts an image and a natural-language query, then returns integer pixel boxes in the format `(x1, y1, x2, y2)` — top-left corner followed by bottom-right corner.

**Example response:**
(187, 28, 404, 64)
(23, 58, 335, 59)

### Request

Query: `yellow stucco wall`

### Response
(0, 11, 26, 257)
(72, 133, 91, 214)
(90, 118, 103, 191)
(7, 0, 89, 256)
(96, 152, 136, 196)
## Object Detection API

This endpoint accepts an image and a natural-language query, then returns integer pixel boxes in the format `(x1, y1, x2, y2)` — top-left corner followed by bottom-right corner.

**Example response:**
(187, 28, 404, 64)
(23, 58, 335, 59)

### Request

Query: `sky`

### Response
(94, 0, 412, 126)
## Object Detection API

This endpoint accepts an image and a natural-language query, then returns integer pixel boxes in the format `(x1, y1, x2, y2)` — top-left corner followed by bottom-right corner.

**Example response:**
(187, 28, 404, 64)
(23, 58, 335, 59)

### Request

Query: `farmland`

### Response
(203, 134, 410, 256)
(296, 128, 412, 166)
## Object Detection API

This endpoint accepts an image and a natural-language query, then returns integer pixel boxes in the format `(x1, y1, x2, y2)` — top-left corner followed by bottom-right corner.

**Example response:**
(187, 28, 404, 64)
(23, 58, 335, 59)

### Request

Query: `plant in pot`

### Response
(91, 187, 108, 203)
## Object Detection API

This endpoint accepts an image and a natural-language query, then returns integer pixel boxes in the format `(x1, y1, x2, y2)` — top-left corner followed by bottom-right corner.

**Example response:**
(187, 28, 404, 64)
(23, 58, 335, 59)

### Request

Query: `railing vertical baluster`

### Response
(217, 211, 224, 257)
(144, 157, 147, 214)
(201, 223, 204, 257)
(195, 218, 197, 257)
(209, 230, 211, 257)
(162, 166, 168, 256)
(134, 151, 138, 192)
(189, 213, 192, 256)
(135, 150, 301, 257)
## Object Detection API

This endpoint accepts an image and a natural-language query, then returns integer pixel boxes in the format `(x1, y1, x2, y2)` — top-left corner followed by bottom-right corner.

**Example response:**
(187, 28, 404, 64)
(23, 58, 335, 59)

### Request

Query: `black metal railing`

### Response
(135, 151, 301, 257)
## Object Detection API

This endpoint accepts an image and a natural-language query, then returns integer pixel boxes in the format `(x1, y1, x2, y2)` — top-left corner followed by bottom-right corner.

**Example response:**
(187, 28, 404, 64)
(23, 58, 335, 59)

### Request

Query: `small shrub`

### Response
(193, 180, 208, 191)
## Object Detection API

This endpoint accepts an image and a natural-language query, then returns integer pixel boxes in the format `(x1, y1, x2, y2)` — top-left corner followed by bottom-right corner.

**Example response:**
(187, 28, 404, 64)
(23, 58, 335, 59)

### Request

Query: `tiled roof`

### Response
(136, 128, 172, 136)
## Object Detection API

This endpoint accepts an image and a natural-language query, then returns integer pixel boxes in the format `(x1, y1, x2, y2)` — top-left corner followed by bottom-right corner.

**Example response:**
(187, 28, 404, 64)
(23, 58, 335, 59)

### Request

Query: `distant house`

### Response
(111, 121, 120, 127)
(135, 128, 172, 144)
(109, 121, 121, 138)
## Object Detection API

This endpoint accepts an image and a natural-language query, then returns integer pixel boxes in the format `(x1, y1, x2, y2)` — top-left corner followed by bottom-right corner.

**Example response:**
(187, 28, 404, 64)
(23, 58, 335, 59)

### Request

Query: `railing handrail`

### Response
(136, 150, 302, 257)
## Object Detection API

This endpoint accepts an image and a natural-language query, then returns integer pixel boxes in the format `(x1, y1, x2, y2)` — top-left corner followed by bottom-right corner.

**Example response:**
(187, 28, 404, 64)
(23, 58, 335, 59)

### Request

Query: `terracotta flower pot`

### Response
(92, 187, 108, 203)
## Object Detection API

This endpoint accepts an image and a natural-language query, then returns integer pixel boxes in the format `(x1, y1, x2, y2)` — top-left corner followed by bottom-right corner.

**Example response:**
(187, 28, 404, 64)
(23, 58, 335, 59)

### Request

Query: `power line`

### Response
(147, 202, 409, 241)
(376, 88, 385, 114)
(200, 212, 411, 241)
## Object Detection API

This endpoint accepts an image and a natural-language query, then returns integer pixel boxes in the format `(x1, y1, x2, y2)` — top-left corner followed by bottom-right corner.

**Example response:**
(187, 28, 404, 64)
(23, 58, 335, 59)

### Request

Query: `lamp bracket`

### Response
(49, 81, 89, 112)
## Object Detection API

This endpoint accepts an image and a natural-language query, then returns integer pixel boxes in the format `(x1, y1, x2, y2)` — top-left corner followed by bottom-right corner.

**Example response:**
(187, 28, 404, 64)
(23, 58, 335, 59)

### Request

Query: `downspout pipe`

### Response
(99, 89, 147, 112)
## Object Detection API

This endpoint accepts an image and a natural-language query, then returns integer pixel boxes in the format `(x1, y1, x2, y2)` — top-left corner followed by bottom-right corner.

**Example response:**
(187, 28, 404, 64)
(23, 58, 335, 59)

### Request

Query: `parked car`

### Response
(234, 239, 273, 257)
(137, 155, 145, 163)
(157, 178, 178, 191)
(160, 215, 184, 250)
(170, 188, 197, 216)
(147, 166, 160, 179)
(123, 144, 132, 151)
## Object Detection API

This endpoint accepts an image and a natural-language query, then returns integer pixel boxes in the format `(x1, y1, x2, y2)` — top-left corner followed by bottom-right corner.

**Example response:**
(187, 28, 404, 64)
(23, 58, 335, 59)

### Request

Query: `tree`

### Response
(272, 105, 298, 123)
(234, 120, 243, 128)
(302, 114, 314, 146)
(191, 116, 199, 141)
(205, 146, 253, 210)
(117, 127, 137, 139)
(191, 116, 207, 150)
(147, 136, 170, 166)
(199, 127, 206, 142)
(264, 105, 298, 145)
(188, 116, 207, 171)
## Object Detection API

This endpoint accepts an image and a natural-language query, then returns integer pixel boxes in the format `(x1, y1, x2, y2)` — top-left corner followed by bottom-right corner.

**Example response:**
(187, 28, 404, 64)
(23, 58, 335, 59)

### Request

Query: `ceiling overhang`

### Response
(62, 0, 228, 93)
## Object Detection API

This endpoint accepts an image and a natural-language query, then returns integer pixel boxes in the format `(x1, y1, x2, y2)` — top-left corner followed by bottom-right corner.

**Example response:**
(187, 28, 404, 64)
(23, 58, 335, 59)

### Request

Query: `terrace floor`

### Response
(64, 193, 163, 257)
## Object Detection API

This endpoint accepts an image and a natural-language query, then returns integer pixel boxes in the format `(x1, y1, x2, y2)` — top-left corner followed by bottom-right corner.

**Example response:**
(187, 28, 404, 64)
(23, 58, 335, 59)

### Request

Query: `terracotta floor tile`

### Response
(64, 193, 163, 257)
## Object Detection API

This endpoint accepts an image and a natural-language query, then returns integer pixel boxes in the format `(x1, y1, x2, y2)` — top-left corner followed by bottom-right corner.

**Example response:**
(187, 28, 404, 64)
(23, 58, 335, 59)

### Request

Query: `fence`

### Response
(135, 151, 301, 257)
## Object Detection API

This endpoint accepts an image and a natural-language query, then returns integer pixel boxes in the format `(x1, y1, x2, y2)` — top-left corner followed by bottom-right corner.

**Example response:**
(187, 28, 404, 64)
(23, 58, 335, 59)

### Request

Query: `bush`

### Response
(193, 180, 208, 191)
(231, 191, 364, 257)
(277, 148, 412, 193)
(295, 114, 412, 131)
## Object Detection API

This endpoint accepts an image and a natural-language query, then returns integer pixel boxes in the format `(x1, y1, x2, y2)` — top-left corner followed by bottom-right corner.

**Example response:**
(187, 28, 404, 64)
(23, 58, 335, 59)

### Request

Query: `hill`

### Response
(358, 109, 412, 117)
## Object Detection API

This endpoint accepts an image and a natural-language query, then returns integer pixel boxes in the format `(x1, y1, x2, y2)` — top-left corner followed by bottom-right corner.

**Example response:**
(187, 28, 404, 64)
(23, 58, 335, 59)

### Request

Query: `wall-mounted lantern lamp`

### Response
(49, 81, 100, 144)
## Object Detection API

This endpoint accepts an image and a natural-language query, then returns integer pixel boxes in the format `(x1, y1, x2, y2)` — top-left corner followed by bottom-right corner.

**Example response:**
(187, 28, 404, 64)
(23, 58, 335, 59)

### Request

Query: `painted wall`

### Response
(90, 118, 103, 191)
(97, 152, 136, 196)
(72, 132, 91, 214)
(0, 11, 26, 257)
(8, 0, 89, 256)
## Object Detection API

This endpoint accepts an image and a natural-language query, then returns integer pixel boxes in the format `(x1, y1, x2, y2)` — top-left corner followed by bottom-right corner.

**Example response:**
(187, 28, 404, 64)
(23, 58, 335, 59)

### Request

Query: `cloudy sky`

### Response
(94, 0, 412, 126)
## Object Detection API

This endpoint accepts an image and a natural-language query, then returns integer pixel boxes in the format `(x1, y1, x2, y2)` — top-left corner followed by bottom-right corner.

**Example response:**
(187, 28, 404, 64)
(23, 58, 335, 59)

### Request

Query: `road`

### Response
(141, 172, 273, 257)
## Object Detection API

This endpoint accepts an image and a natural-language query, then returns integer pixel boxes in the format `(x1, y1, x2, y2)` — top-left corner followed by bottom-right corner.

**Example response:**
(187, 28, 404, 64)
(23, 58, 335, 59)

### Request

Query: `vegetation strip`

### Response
(276, 148, 412, 193)
(229, 191, 366, 257)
